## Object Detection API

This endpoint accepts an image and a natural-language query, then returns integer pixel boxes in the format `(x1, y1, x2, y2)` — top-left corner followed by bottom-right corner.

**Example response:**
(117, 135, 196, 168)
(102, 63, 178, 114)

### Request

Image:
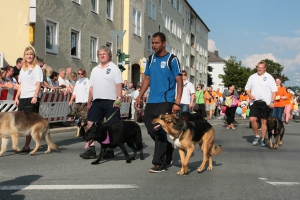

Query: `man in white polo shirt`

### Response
(80, 46, 123, 159)
(178, 70, 195, 117)
(245, 61, 277, 147)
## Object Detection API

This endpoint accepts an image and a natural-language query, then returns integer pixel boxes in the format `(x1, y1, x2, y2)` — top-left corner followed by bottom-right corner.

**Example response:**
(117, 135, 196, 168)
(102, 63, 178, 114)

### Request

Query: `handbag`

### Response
(224, 95, 238, 107)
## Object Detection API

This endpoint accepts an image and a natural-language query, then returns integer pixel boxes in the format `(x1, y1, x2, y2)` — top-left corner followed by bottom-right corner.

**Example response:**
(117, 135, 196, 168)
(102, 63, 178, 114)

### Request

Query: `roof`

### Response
(208, 51, 224, 63)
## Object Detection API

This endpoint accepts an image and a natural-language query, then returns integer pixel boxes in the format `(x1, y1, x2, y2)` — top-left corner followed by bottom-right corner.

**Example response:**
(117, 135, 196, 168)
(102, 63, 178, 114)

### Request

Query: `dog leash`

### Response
(106, 107, 120, 122)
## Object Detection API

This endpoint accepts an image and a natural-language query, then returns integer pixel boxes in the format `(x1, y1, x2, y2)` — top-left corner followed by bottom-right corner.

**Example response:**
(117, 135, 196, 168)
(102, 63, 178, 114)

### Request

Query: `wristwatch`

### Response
(117, 96, 122, 100)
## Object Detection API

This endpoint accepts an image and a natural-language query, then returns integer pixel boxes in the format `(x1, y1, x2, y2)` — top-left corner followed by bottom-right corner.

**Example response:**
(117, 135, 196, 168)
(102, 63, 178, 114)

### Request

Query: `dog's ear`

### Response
(171, 115, 179, 125)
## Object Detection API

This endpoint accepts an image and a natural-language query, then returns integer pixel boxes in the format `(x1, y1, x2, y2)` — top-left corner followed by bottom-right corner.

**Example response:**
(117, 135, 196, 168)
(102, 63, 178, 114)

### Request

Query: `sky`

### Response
(187, 0, 300, 87)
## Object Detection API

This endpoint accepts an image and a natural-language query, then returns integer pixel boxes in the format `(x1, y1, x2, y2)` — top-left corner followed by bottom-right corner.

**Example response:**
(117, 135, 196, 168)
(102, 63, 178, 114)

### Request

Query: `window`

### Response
(177, 0, 182, 14)
(107, 0, 113, 20)
(158, 0, 162, 14)
(72, 0, 80, 4)
(91, 0, 98, 13)
(71, 29, 80, 58)
(90, 36, 97, 62)
(164, 14, 170, 30)
(158, 24, 161, 32)
(186, 11, 190, 23)
(46, 20, 58, 54)
(147, 34, 152, 51)
(132, 8, 141, 37)
(170, 19, 173, 33)
(148, 1, 156, 20)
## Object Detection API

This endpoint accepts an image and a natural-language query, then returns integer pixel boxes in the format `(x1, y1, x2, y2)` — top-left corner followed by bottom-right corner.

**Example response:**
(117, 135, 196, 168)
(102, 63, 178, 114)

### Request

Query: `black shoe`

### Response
(79, 149, 96, 159)
(165, 145, 174, 165)
(103, 149, 115, 159)
(20, 147, 30, 153)
(149, 165, 166, 173)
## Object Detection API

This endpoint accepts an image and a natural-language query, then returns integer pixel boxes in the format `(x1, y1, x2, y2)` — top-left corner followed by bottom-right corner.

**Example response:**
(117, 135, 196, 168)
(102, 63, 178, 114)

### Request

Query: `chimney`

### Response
(214, 50, 219, 57)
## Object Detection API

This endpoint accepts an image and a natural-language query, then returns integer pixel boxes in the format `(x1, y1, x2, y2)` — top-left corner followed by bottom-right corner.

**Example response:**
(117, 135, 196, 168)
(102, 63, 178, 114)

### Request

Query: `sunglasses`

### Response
(78, 72, 83, 75)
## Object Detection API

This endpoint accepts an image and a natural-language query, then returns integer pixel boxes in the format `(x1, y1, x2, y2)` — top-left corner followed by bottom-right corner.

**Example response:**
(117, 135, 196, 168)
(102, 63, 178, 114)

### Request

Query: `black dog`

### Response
(267, 117, 285, 149)
(83, 121, 144, 165)
(181, 111, 205, 122)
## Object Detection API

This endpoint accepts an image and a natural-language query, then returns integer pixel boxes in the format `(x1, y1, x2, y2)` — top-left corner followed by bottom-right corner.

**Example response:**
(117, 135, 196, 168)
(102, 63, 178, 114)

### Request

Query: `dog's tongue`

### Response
(153, 124, 162, 130)
(272, 129, 274, 135)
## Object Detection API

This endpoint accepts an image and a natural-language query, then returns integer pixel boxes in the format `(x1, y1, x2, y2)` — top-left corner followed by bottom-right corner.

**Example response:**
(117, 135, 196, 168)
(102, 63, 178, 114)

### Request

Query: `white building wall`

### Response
(210, 62, 225, 92)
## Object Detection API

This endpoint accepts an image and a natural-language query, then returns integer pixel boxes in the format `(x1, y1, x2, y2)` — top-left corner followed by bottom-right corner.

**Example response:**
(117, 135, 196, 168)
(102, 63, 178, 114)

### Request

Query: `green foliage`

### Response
(250, 59, 289, 83)
(218, 56, 252, 91)
(219, 57, 289, 91)
(207, 73, 213, 86)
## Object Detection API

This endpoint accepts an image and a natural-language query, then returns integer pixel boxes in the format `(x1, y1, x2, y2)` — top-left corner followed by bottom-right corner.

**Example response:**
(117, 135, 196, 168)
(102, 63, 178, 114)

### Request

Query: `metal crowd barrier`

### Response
(0, 89, 148, 123)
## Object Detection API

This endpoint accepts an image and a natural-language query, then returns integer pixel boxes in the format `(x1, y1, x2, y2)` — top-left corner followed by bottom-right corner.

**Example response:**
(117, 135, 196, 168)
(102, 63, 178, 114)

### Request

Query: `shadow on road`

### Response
(0, 174, 42, 200)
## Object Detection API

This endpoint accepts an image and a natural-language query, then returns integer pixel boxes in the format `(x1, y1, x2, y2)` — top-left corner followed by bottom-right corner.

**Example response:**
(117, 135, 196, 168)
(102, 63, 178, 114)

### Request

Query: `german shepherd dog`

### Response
(153, 114, 222, 175)
(83, 121, 144, 165)
(267, 117, 285, 149)
(67, 104, 88, 137)
(0, 111, 59, 156)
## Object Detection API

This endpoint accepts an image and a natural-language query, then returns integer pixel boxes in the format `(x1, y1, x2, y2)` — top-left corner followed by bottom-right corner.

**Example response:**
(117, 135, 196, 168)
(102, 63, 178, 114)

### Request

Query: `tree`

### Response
(250, 59, 289, 83)
(218, 56, 252, 91)
(207, 73, 213, 86)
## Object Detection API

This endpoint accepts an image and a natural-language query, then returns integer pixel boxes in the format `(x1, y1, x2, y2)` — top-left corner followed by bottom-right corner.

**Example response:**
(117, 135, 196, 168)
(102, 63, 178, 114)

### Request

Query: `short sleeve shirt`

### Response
(90, 61, 123, 100)
(180, 81, 195, 104)
(73, 77, 91, 103)
(19, 65, 43, 98)
(144, 52, 181, 103)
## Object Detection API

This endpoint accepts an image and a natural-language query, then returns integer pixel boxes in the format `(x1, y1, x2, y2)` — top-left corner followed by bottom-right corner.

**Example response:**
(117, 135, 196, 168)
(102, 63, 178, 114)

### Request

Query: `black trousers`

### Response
(144, 102, 173, 166)
(196, 103, 207, 118)
(225, 106, 237, 125)
(18, 97, 40, 113)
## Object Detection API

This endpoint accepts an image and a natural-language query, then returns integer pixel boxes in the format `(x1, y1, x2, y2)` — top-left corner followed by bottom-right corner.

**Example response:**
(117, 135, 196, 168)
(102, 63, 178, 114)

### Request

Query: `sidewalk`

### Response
(50, 121, 77, 134)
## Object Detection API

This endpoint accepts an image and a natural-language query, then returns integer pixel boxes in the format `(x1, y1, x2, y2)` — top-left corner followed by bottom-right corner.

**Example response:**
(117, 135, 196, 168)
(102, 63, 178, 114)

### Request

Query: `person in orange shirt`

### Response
(283, 88, 293, 124)
(272, 78, 288, 121)
(204, 86, 217, 120)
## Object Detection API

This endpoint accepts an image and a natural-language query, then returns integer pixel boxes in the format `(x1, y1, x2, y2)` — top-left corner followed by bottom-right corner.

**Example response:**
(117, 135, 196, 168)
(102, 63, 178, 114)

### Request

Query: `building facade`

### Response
(208, 50, 225, 92)
(0, 0, 208, 87)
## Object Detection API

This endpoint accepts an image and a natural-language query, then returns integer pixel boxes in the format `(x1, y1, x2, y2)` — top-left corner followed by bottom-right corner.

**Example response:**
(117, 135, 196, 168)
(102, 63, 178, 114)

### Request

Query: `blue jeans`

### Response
(272, 107, 285, 121)
(177, 104, 189, 118)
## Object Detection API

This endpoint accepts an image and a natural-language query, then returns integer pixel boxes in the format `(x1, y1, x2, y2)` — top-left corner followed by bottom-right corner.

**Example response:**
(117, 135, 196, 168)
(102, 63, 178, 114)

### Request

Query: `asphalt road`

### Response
(1, 118, 300, 200)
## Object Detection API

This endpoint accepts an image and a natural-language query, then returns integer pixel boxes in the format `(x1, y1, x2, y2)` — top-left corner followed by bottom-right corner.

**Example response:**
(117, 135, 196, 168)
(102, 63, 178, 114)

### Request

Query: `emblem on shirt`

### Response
(106, 68, 111, 74)
(83, 81, 86, 85)
(153, 59, 156, 62)
(160, 61, 166, 68)
(28, 69, 33, 75)
(263, 77, 267, 81)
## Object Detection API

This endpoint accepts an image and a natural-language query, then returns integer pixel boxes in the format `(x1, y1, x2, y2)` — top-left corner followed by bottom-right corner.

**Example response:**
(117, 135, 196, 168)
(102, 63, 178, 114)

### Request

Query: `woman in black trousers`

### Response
(222, 83, 239, 129)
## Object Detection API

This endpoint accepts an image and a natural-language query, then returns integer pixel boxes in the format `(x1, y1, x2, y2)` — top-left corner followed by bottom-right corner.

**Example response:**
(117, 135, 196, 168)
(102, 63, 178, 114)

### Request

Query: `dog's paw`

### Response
(91, 161, 100, 165)
(130, 156, 136, 160)
(44, 150, 51, 154)
(207, 166, 213, 171)
(126, 159, 132, 163)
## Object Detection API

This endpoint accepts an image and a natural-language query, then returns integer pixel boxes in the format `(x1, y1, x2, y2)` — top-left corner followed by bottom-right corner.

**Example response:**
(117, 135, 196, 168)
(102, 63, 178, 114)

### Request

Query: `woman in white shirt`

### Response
(69, 69, 90, 110)
(14, 46, 43, 152)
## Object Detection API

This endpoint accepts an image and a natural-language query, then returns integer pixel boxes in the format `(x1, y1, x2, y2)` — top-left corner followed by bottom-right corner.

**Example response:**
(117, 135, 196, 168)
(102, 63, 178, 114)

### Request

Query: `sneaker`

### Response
(252, 136, 260, 146)
(79, 149, 96, 159)
(165, 146, 174, 165)
(149, 165, 166, 173)
(226, 125, 231, 129)
(103, 149, 115, 159)
(231, 124, 235, 129)
(260, 139, 266, 147)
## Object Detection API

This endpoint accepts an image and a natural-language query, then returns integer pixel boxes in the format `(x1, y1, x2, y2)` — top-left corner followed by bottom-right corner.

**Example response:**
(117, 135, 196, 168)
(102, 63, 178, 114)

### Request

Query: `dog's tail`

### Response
(211, 144, 222, 156)
(45, 127, 59, 151)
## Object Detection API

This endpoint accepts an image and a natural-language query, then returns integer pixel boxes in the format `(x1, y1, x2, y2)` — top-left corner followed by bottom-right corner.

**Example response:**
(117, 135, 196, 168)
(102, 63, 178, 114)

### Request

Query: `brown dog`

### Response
(153, 114, 222, 175)
(0, 111, 59, 156)
(267, 117, 285, 149)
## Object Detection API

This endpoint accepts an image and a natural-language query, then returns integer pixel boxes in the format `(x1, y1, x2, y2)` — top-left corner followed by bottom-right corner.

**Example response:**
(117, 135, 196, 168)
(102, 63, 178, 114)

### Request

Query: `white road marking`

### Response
(266, 182, 300, 186)
(0, 184, 138, 190)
